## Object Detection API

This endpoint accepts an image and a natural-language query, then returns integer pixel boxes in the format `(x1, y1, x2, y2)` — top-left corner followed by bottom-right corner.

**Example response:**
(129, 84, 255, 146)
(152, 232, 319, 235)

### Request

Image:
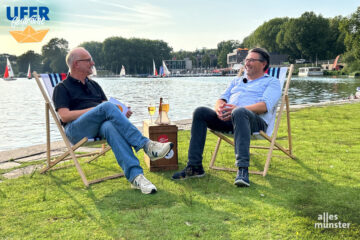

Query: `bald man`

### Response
(53, 47, 173, 194)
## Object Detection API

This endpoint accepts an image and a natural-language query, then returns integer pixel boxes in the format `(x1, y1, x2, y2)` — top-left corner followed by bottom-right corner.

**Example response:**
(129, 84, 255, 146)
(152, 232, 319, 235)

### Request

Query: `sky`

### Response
(0, 0, 359, 56)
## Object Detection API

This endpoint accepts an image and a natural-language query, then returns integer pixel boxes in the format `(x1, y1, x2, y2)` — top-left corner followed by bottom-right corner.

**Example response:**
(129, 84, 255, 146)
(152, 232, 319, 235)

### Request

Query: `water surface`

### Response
(0, 76, 359, 151)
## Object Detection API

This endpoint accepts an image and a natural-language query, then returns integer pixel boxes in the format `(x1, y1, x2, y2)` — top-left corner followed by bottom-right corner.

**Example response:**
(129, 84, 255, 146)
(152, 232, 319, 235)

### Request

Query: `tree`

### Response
(217, 40, 240, 68)
(201, 54, 210, 68)
(17, 50, 42, 74)
(243, 17, 289, 53)
(42, 38, 69, 73)
(326, 16, 346, 59)
(279, 12, 331, 61)
(102, 37, 172, 74)
(339, 6, 360, 71)
(340, 7, 360, 60)
(79, 41, 104, 69)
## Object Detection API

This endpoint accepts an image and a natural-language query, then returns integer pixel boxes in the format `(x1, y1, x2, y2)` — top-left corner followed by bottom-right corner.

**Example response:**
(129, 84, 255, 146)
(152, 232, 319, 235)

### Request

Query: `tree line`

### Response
(1, 7, 360, 75)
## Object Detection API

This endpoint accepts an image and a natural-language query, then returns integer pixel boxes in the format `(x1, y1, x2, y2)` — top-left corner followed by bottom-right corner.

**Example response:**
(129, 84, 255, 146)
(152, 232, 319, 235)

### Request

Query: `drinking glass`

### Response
(162, 97, 169, 113)
(148, 103, 156, 123)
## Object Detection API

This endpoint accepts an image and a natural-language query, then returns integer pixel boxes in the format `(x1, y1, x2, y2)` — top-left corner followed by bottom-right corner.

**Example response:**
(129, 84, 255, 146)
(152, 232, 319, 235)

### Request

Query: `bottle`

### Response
(155, 97, 170, 124)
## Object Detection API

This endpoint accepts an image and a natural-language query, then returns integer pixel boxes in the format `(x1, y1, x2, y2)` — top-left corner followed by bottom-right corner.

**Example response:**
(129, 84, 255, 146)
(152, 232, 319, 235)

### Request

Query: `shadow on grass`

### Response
(47, 171, 235, 239)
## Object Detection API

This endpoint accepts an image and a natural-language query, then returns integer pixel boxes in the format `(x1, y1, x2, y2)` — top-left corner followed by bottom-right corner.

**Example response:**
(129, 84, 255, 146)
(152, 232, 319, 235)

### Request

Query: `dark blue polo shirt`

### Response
(53, 75, 107, 112)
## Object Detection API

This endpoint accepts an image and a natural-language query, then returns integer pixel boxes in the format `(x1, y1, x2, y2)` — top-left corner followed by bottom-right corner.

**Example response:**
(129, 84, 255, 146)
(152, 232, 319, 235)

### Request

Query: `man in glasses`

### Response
(53, 47, 173, 194)
(172, 48, 281, 187)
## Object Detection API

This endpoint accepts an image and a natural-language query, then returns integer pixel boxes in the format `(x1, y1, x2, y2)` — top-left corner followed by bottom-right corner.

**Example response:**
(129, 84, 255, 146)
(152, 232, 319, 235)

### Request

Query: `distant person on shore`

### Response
(172, 48, 281, 187)
(52, 47, 173, 194)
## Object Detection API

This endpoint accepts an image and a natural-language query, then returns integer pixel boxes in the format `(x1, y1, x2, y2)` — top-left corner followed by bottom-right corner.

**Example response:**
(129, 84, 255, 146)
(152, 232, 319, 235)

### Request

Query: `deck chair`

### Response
(34, 72, 124, 187)
(209, 64, 295, 177)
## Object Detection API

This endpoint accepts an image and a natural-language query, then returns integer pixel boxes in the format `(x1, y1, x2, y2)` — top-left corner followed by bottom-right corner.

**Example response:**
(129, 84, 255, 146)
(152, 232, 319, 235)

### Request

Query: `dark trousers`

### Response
(188, 106, 267, 168)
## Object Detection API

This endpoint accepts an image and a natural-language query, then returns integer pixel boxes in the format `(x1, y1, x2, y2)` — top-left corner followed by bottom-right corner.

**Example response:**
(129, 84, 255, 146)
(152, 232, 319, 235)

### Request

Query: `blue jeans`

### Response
(64, 101, 149, 182)
(188, 106, 267, 168)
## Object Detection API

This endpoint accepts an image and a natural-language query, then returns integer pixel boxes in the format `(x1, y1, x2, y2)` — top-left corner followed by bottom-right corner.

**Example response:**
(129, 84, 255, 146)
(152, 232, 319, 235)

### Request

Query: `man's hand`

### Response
(218, 103, 236, 121)
(126, 107, 133, 118)
(215, 99, 226, 118)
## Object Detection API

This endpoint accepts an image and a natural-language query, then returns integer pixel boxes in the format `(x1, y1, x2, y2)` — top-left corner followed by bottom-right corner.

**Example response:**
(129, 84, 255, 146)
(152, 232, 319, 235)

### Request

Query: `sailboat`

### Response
(153, 59, 158, 76)
(119, 65, 126, 77)
(162, 60, 171, 77)
(3, 57, 16, 81)
(27, 64, 32, 79)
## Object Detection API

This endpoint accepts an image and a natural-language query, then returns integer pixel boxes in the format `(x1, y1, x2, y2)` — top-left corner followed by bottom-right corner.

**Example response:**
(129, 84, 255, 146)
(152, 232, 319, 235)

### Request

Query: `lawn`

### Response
(0, 103, 359, 239)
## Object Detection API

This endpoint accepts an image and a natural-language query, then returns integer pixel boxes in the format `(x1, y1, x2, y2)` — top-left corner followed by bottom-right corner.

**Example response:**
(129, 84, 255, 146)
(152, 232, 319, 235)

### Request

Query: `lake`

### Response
(1, 75, 359, 151)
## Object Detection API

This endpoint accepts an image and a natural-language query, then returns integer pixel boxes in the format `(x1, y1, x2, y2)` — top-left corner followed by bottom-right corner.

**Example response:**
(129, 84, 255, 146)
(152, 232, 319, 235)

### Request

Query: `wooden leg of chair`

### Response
(86, 146, 112, 163)
(40, 137, 88, 173)
(262, 138, 295, 176)
(46, 103, 51, 165)
(210, 138, 222, 168)
(101, 143, 105, 151)
(88, 173, 124, 185)
(263, 140, 276, 177)
(70, 153, 89, 187)
(285, 95, 293, 155)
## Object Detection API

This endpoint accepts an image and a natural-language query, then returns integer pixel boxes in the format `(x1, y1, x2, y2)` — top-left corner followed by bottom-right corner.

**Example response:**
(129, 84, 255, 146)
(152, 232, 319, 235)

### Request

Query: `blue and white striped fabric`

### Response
(41, 73, 66, 99)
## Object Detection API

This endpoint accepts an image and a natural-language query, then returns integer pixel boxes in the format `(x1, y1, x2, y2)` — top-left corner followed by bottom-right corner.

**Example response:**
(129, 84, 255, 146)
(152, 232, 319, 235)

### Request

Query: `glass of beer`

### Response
(148, 103, 156, 123)
(161, 97, 169, 113)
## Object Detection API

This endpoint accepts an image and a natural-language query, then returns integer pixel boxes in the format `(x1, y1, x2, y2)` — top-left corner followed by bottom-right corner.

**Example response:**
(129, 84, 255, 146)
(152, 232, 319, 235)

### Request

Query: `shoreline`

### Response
(1, 98, 359, 164)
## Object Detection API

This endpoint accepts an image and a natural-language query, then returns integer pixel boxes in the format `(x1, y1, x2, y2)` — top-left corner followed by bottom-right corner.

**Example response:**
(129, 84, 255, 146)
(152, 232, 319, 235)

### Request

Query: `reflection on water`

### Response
(1, 76, 359, 151)
(289, 76, 360, 104)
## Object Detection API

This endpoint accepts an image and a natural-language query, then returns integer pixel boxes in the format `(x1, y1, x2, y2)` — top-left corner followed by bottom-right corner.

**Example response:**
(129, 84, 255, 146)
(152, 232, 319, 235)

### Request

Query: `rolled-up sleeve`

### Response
(259, 78, 281, 112)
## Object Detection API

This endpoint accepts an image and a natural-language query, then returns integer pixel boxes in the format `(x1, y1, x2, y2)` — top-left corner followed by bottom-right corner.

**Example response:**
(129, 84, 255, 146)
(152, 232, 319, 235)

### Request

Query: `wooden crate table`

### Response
(143, 120, 178, 171)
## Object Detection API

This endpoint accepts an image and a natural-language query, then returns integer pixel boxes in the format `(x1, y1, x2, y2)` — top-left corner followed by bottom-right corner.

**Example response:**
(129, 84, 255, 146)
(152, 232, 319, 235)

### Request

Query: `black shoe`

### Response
(172, 165, 205, 180)
(234, 167, 250, 187)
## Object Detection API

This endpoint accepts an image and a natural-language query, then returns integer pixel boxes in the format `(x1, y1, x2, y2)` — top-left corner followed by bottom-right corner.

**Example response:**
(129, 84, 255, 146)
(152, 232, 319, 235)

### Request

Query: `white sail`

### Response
(7, 58, 15, 78)
(3, 57, 16, 80)
(153, 60, 158, 76)
(27, 64, 31, 79)
(120, 65, 126, 77)
(162, 61, 171, 76)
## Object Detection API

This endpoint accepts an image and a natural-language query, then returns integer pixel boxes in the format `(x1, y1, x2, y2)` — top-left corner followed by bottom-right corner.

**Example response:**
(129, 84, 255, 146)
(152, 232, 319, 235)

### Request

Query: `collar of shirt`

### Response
(67, 75, 89, 85)
(244, 74, 269, 82)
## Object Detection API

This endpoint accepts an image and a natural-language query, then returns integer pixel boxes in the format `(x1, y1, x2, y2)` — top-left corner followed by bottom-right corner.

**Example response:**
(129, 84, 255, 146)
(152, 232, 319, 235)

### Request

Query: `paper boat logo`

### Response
(9, 25, 49, 43)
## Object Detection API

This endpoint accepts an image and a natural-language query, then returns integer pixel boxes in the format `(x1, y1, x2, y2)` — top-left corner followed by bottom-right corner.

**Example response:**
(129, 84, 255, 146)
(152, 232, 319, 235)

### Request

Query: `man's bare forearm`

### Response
(57, 107, 94, 123)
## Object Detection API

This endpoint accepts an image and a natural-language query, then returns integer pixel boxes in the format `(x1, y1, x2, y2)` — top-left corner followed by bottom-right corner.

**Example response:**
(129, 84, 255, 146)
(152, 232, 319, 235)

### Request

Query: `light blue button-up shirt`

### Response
(219, 74, 281, 125)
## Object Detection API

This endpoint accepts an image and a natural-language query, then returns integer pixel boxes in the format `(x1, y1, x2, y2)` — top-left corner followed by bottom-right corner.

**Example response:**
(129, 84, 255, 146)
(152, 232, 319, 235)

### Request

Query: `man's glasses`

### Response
(76, 58, 93, 63)
(244, 58, 263, 63)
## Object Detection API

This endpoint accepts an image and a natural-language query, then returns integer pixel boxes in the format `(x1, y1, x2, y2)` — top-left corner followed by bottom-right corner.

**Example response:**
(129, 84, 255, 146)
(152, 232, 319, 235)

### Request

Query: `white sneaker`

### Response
(144, 140, 173, 161)
(131, 174, 157, 194)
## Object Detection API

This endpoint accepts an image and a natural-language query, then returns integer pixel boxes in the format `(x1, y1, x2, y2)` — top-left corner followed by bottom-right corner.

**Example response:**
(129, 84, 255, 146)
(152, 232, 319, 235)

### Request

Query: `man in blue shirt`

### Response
(172, 48, 281, 187)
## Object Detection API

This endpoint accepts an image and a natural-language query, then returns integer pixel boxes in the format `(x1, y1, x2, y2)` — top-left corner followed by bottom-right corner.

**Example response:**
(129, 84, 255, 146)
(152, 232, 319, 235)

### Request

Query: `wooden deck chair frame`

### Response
(34, 72, 124, 187)
(209, 64, 295, 177)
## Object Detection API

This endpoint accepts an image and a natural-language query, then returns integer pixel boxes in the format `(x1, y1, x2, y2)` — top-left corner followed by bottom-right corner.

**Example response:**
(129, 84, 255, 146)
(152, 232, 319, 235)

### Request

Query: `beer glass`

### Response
(148, 103, 156, 123)
(161, 97, 169, 113)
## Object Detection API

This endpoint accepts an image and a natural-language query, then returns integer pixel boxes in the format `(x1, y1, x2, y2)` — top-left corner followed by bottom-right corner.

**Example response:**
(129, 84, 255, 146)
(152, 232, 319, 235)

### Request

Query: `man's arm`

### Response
(219, 102, 267, 121)
(244, 102, 267, 114)
(57, 107, 94, 123)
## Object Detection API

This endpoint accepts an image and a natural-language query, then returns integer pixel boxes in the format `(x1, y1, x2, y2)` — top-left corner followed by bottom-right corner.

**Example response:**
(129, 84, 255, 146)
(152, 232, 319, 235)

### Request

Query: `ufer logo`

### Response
(6, 6, 50, 43)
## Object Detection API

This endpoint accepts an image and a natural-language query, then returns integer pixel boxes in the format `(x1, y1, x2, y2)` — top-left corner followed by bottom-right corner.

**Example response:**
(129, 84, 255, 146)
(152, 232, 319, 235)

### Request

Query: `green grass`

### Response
(1, 103, 360, 239)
